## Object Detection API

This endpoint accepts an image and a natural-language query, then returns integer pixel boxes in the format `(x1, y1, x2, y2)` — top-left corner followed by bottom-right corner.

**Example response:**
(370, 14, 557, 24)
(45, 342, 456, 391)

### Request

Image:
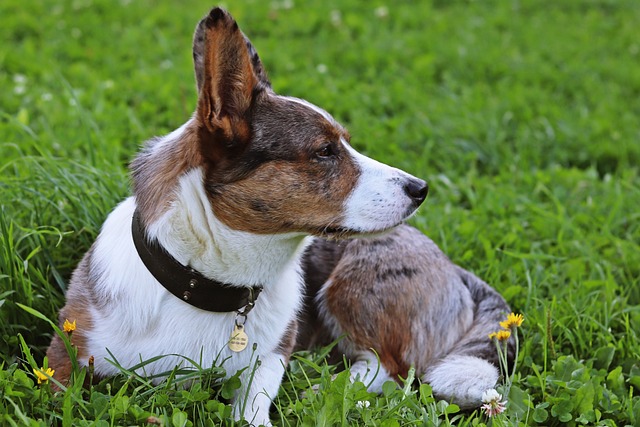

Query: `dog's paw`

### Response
(423, 355, 499, 409)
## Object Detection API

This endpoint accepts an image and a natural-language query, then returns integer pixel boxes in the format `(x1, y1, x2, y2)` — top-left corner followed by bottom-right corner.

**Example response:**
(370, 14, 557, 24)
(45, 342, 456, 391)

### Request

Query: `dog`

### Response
(46, 7, 430, 426)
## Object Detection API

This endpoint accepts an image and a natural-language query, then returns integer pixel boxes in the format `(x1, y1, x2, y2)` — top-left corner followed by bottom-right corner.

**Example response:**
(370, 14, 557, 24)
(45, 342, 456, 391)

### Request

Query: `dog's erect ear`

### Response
(193, 8, 270, 138)
(242, 34, 271, 90)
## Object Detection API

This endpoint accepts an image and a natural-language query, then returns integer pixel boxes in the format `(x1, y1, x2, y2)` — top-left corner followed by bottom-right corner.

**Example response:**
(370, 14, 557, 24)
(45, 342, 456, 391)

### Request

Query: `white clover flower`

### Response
(355, 400, 370, 409)
(330, 10, 342, 26)
(481, 388, 507, 417)
(13, 74, 27, 85)
(481, 388, 501, 403)
(374, 6, 389, 18)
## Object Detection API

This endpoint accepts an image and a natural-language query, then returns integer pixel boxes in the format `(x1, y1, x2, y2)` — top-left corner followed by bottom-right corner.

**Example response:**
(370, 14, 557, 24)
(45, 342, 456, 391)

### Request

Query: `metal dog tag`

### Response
(229, 324, 248, 352)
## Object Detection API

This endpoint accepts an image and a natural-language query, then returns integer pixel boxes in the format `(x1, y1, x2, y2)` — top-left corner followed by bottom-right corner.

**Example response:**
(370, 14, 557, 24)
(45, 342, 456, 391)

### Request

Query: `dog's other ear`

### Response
(193, 8, 269, 138)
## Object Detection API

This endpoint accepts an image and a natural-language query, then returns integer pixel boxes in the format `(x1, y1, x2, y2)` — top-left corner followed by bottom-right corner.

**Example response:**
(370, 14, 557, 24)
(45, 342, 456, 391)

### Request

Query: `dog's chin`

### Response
(315, 224, 401, 240)
(317, 206, 420, 240)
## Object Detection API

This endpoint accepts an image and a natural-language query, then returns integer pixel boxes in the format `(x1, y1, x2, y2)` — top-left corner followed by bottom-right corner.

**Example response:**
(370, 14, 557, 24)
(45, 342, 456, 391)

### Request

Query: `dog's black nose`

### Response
(404, 178, 428, 206)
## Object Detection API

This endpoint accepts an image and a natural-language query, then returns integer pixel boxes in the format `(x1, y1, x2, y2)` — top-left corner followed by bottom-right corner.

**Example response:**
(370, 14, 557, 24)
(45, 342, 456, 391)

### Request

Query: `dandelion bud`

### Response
(63, 319, 77, 333)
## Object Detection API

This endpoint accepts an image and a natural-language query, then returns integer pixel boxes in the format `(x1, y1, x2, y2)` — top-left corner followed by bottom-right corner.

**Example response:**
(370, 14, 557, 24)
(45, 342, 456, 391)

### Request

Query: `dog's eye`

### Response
(315, 144, 335, 159)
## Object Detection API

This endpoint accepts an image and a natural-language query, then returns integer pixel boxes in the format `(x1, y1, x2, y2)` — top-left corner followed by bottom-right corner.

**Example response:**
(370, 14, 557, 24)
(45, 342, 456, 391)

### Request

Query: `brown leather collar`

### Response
(131, 209, 262, 312)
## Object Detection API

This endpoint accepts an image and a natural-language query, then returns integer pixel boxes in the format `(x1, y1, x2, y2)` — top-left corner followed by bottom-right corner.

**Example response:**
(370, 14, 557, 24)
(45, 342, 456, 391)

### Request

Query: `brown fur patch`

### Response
(131, 124, 203, 224)
(46, 250, 96, 386)
(324, 272, 412, 380)
(276, 319, 298, 363)
(208, 157, 358, 234)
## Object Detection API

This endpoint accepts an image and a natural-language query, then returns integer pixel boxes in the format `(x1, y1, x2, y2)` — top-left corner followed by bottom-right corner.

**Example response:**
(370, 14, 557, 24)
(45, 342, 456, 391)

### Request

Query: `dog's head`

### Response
(133, 7, 427, 238)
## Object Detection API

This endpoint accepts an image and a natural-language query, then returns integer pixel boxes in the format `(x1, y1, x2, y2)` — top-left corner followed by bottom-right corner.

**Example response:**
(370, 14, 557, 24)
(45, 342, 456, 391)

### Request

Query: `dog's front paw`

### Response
(232, 407, 272, 427)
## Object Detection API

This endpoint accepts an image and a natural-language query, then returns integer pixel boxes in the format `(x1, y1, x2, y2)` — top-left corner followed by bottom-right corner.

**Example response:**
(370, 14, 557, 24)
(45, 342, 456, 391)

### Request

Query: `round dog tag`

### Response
(229, 325, 248, 352)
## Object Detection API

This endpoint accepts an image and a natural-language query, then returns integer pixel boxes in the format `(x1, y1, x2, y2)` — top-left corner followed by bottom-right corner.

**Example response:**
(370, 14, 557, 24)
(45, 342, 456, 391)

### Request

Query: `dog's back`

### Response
(298, 224, 514, 408)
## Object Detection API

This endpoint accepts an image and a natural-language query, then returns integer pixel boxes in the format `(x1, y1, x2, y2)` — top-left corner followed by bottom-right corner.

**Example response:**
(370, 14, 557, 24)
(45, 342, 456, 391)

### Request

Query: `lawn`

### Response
(1, 0, 639, 425)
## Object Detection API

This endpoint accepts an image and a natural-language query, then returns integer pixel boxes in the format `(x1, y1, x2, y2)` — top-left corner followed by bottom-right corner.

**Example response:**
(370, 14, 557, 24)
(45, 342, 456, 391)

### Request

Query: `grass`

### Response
(1, 0, 639, 425)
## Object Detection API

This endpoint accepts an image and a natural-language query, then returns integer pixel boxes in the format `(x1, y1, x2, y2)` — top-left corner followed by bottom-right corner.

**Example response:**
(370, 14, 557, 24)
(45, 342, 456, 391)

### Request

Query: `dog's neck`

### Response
(144, 168, 309, 288)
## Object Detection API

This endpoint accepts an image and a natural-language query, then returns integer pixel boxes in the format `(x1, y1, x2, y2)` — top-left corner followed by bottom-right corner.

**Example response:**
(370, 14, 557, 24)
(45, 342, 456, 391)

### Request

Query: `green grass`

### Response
(1, 0, 639, 425)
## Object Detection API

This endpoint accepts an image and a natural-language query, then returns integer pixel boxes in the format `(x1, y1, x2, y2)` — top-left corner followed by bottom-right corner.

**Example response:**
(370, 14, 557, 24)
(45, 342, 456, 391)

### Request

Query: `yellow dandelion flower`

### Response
(33, 367, 55, 384)
(499, 313, 524, 330)
(496, 330, 511, 341)
(63, 319, 77, 333)
(489, 330, 511, 341)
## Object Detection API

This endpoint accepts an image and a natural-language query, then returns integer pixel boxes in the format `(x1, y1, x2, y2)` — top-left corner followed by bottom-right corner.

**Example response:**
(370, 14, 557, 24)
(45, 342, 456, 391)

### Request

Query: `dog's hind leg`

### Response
(423, 354, 499, 409)
(422, 266, 514, 409)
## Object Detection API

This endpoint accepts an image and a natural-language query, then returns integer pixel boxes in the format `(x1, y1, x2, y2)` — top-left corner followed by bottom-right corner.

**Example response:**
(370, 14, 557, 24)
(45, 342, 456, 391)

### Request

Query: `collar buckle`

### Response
(235, 287, 262, 326)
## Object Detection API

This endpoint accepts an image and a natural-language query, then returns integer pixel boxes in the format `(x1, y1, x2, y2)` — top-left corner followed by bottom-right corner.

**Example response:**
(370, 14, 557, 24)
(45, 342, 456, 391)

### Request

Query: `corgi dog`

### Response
(46, 6, 429, 426)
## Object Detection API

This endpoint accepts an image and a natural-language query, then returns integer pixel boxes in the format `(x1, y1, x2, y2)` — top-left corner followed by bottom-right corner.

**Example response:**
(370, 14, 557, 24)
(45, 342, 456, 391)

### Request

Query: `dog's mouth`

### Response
(315, 225, 355, 240)
(315, 224, 398, 240)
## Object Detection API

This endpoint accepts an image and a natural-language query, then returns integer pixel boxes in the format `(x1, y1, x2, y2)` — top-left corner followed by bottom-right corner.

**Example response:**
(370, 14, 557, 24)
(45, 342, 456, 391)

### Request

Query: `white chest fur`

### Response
(85, 169, 309, 380)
